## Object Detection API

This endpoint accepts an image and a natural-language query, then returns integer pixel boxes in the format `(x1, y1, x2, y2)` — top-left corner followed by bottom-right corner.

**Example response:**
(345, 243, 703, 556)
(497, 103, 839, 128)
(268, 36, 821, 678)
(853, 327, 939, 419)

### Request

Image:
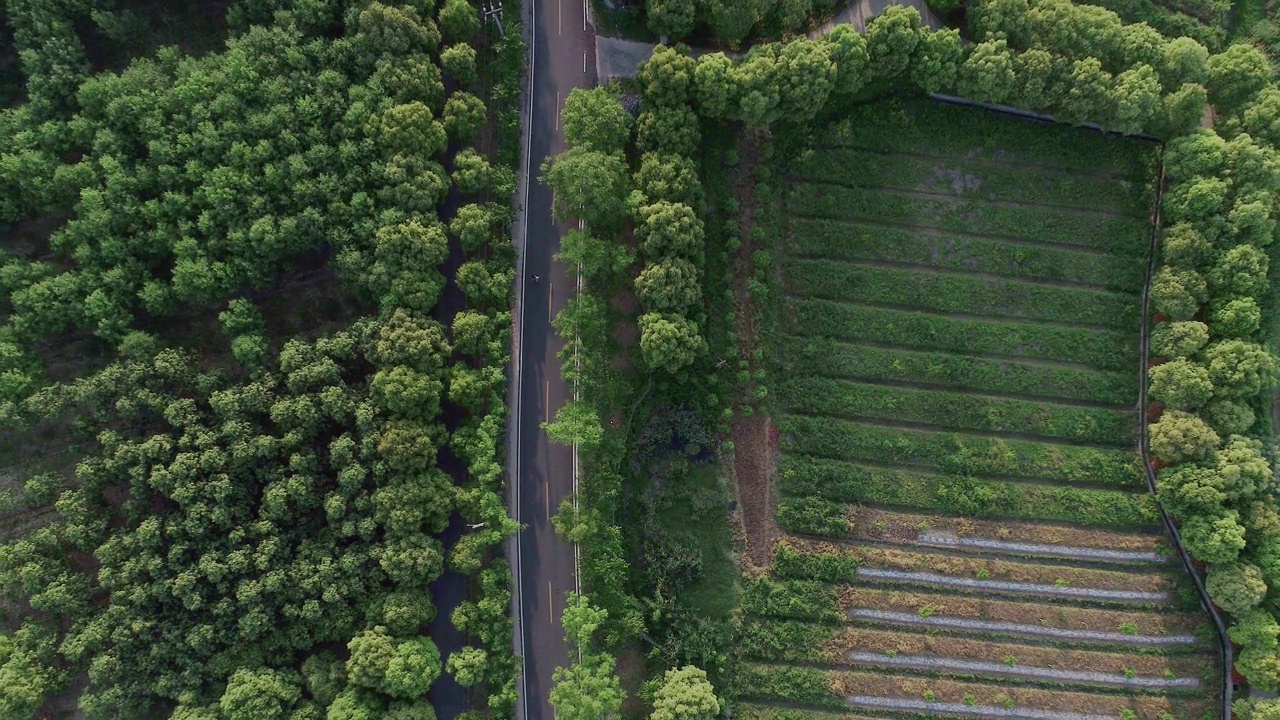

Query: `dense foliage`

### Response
(0, 0, 523, 717)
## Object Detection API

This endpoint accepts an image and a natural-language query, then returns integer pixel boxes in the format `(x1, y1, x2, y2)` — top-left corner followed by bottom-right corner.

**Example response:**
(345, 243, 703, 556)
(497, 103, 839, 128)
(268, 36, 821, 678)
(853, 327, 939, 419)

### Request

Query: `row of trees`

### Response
(1147, 128, 1280, 690)
(0, 0, 523, 717)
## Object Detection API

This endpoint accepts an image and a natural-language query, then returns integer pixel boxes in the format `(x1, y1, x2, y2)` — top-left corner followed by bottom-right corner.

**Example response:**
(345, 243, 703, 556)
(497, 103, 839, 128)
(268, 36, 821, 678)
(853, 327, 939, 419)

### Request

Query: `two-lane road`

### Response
(509, 0, 596, 717)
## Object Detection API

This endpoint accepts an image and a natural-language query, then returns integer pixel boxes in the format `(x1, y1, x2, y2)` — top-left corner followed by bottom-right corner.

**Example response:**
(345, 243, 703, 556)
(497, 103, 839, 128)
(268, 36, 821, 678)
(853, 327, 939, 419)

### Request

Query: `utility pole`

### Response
(482, 0, 505, 36)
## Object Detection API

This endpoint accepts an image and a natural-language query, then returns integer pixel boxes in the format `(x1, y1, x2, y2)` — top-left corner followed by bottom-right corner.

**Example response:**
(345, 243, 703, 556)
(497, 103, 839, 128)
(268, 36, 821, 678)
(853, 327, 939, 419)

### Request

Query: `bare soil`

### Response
(726, 130, 780, 570)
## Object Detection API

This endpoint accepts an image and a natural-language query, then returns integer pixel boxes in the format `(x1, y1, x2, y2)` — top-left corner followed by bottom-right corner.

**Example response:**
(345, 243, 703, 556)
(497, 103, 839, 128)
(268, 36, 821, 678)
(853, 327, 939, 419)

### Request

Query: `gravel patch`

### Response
(844, 651, 1200, 689)
(847, 609, 1197, 645)
(846, 694, 1113, 720)
(856, 567, 1168, 603)
(918, 532, 1166, 564)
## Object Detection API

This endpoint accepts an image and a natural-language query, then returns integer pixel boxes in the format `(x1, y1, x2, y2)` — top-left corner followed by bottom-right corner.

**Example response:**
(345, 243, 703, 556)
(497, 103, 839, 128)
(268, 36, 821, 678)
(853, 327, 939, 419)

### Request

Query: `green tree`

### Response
(1059, 57, 1113, 125)
(1207, 561, 1267, 616)
(651, 666, 721, 720)
(639, 312, 706, 374)
(1231, 610, 1280, 690)
(1204, 340, 1280, 399)
(969, 0, 1030, 45)
(541, 148, 630, 231)
(1148, 358, 1213, 409)
(439, 0, 480, 41)
(1209, 297, 1261, 338)
(440, 44, 477, 86)
(823, 26, 870, 98)
(1208, 244, 1268, 297)
(648, 0, 696, 40)
(1151, 320, 1210, 359)
(549, 654, 624, 720)
(453, 148, 492, 195)
(1149, 409, 1220, 463)
(1111, 64, 1161, 134)
(693, 53, 736, 118)
(1161, 223, 1215, 270)
(451, 203, 503, 253)
(446, 647, 488, 687)
(636, 106, 700, 157)
(1205, 399, 1255, 435)
(635, 258, 702, 314)
(705, 0, 760, 44)
(379, 102, 448, 158)
(639, 46, 696, 107)
(219, 668, 301, 720)
(637, 202, 704, 260)
(1161, 36, 1210, 89)
(959, 39, 1016, 104)
(1013, 48, 1066, 110)
(1181, 508, 1247, 564)
(356, 2, 440, 63)
(910, 28, 963, 95)
(562, 88, 632, 152)
(1150, 266, 1206, 320)
(443, 92, 486, 142)
(1208, 43, 1272, 113)
(865, 6, 922, 81)
(1226, 195, 1276, 248)
(558, 229, 634, 281)
(635, 153, 703, 211)
(543, 401, 604, 448)
(776, 39, 837, 124)
(1153, 82, 1209, 139)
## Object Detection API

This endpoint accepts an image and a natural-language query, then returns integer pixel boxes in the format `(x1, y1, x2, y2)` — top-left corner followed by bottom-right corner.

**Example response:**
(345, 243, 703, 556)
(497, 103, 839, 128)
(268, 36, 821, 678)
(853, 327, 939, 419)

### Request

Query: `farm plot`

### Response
(743, 98, 1221, 718)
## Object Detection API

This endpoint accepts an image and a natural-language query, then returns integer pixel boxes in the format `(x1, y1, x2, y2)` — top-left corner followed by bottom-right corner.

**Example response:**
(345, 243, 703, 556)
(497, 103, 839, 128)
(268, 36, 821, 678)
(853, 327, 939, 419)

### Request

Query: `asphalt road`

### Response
(510, 0, 596, 717)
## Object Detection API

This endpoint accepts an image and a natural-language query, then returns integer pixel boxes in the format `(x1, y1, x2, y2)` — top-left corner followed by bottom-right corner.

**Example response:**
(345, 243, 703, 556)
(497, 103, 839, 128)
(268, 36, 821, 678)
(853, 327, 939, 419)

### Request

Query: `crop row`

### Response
(821, 100, 1150, 179)
(777, 414, 1140, 487)
(778, 458, 1154, 528)
(788, 297, 1137, 371)
(788, 182, 1151, 257)
(787, 217, 1146, 292)
(784, 257, 1139, 330)
(739, 617, 1208, 680)
(786, 376, 1134, 446)
(794, 148, 1147, 215)
(781, 336, 1136, 407)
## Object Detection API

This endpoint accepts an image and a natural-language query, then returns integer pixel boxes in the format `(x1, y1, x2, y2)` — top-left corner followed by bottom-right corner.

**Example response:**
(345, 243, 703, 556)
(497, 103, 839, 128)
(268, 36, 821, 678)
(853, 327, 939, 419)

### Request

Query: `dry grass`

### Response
(825, 669, 1213, 718)
(852, 506, 1168, 553)
(838, 586, 1203, 637)
(820, 626, 1206, 678)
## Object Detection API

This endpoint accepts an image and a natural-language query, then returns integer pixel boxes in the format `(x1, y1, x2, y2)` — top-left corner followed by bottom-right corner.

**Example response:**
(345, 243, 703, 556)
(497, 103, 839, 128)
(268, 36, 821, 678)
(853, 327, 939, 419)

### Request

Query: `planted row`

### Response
(795, 148, 1147, 215)
(823, 100, 1149, 179)
(786, 376, 1135, 446)
(787, 217, 1147, 292)
(785, 257, 1139, 330)
(779, 417, 1140, 487)
(789, 297, 1136, 371)
(779, 454, 1154, 527)
(788, 183, 1151, 257)
(781, 336, 1136, 407)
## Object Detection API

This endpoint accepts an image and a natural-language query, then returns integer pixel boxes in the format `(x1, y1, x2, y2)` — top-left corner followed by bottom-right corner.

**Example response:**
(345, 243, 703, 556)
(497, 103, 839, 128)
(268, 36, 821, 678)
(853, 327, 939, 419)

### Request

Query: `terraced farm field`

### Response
(739, 99, 1221, 720)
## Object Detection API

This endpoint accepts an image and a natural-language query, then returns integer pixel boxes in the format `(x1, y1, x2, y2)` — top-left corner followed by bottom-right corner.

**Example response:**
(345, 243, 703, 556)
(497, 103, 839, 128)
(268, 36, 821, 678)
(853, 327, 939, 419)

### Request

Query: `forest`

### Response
(0, 0, 523, 718)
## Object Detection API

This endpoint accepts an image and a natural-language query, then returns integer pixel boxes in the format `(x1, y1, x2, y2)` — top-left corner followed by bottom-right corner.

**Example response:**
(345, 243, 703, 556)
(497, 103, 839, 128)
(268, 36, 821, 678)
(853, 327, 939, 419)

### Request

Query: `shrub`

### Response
(1148, 409, 1219, 463)
(1147, 358, 1213, 409)
(776, 496, 851, 537)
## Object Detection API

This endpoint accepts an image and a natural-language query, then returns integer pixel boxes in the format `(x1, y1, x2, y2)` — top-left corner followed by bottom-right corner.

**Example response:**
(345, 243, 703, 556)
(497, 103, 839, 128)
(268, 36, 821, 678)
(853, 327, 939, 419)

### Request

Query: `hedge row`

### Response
(773, 543, 860, 583)
(776, 495, 853, 538)
(795, 148, 1148, 215)
(778, 414, 1141, 487)
(739, 576, 843, 623)
(784, 257, 1140, 330)
(787, 218, 1147, 292)
(779, 454, 1157, 528)
(788, 183, 1151, 256)
(785, 376, 1135, 447)
(735, 663, 840, 708)
(737, 617, 834, 663)
(781, 336, 1136, 407)
(788, 297, 1137, 371)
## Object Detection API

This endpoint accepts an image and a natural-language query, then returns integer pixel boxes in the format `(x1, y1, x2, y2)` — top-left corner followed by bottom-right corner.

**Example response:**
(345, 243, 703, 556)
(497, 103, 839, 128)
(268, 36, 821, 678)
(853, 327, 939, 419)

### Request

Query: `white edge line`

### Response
(513, 0, 536, 716)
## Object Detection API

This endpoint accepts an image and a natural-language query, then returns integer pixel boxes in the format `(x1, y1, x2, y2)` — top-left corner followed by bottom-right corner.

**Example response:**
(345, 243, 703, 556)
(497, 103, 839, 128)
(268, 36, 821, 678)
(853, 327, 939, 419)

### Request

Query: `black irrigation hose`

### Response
(1138, 145, 1235, 720)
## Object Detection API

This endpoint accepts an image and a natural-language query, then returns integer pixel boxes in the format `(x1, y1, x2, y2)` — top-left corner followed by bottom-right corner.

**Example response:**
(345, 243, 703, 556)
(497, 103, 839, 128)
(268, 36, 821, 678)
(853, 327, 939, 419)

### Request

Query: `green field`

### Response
(741, 98, 1221, 719)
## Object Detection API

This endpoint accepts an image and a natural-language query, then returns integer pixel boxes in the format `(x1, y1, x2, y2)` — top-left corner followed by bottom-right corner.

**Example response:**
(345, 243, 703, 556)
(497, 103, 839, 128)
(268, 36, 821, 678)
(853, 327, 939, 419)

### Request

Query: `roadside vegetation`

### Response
(0, 0, 524, 717)
(545, 0, 1280, 716)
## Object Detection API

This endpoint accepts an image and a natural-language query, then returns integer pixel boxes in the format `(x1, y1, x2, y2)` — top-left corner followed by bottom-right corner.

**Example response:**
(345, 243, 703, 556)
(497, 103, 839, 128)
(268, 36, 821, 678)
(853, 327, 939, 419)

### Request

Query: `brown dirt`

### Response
(726, 130, 780, 571)
(852, 507, 1168, 554)
(838, 586, 1202, 636)
(821, 626, 1206, 679)
(824, 668, 1211, 718)
(615, 643, 648, 717)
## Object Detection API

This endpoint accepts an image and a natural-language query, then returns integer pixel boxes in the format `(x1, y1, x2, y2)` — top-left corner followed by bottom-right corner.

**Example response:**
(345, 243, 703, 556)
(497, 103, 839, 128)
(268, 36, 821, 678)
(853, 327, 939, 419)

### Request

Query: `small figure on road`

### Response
(531, 274, 541, 283)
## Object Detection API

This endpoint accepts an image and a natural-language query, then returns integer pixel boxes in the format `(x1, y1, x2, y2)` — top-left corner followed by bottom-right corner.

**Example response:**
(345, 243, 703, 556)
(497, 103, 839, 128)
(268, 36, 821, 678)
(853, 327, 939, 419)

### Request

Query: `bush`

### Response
(776, 496, 850, 537)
